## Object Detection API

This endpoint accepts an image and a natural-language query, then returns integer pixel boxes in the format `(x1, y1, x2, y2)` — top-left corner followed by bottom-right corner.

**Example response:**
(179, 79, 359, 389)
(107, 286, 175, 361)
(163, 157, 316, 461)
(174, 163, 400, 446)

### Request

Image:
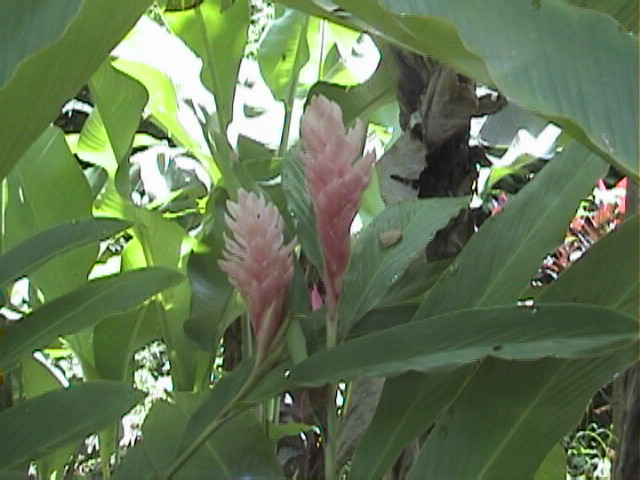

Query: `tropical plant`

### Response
(0, 1, 637, 479)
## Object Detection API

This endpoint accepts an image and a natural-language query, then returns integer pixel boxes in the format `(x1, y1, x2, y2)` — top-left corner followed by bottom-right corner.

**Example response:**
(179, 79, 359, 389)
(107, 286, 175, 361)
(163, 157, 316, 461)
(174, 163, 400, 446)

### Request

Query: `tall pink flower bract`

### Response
(300, 95, 376, 321)
(219, 189, 295, 363)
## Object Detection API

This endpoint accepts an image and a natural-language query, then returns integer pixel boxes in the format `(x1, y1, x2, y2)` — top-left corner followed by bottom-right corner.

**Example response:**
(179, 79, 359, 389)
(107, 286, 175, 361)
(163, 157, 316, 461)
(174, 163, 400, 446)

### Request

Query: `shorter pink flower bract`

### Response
(219, 189, 295, 362)
(300, 95, 376, 313)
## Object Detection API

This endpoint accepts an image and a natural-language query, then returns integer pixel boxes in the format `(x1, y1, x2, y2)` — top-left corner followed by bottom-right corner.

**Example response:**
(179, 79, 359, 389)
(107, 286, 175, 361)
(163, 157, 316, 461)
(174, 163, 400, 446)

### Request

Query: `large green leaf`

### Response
(566, 0, 638, 33)
(401, 216, 640, 479)
(5, 127, 96, 300)
(409, 346, 638, 480)
(0, 267, 184, 371)
(375, 0, 638, 178)
(349, 365, 474, 479)
(0, 0, 152, 181)
(172, 360, 254, 470)
(89, 60, 149, 164)
(92, 301, 162, 382)
(279, 0, 638, 178)
(538, 213, 639, 316)
(0, 218, 130, 289)
(165, 0, 249, 130)
(413, 142, 607, 319)
(258, 8, 310, 102)
(290, 304, 637, 385)
(337, 197, 467, 338)
(281, 147, 323, 270)
(116, 396, 281, 479)
(0, 381, 143, 470)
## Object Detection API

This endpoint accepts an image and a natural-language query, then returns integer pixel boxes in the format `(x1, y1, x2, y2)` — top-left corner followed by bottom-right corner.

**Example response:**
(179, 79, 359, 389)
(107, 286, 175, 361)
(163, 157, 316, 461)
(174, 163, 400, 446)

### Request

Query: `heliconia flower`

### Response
(299, 95, 376, 317)
(219, 189, 295, 363)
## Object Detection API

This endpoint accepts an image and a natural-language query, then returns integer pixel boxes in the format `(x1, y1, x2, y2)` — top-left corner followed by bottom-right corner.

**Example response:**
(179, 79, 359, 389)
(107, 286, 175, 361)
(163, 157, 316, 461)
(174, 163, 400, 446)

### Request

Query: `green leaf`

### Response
(0, 218, 131, 289)
(282, 147, 323, 270)
(349, 365, 473, 479)
(125, 392, 281, 478)
(112, 17, 216, 177)
(409, 347, 637, 480)
(0, 0, 152, 181)
(258, 8, 310, 102)
(565, 0, 638, 34)
(5, 127, 96, 300)
(89, 60, 149, 164)
(122, 207, 197, 391)
(0, 381, 143, 470)
(538, 213, 639, 317)
(375, 0, 638, 178)
(282, 0, 638, 178)
(306, 52, 396, 126)
(338, 197, 467, 338)
(92, 301, 162, 382)
(534, 444, 567, 480)
(174, 360, 254, 461)
(290, 304, 637, 385)
(165, 0, 249, 129)
(413, 142, 607, 319)
(0, 267, 184, 371)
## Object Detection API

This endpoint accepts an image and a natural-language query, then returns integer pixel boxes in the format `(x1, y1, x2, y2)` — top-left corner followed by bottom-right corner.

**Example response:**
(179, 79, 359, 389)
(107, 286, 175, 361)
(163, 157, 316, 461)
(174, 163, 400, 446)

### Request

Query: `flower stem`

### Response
(325, 299, 339, 480)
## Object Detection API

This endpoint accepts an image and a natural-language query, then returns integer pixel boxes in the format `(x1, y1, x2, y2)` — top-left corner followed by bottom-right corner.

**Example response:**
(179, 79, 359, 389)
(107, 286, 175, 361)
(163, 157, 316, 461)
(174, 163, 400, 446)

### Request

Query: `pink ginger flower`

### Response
(299, 95, 376, 318)
(219, 189, 295, 363)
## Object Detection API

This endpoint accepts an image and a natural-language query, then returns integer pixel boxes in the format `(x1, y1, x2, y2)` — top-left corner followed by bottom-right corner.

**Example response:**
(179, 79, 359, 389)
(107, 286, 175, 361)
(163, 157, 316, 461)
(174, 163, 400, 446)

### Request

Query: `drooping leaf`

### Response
(0, 267, 184, 371)
(337, 196, 467, 338)
(0, 381, 143, 470)
(374, 0, 639, 178)
(290, 304, 637, 385)
(281, 0, 638, 178)
(5, 127, 96, 300)
(165, 0, 249, 129)
(0, 218, 130, 289)
(0, 0, 152, 181)
(409, 347, 638, 480)
(258, 8, 310, 102)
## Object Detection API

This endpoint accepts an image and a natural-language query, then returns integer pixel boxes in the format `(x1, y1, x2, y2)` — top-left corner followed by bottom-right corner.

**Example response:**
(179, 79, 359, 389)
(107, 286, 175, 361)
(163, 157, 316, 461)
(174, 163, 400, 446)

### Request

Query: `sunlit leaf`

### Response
(0, 0, 152, 181)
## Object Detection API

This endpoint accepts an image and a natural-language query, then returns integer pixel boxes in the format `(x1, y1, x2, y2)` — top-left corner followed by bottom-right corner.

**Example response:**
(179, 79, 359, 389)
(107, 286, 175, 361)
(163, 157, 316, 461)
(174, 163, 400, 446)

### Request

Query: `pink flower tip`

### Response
(299, 95, 376, 310)
(218, 189, 295, 361)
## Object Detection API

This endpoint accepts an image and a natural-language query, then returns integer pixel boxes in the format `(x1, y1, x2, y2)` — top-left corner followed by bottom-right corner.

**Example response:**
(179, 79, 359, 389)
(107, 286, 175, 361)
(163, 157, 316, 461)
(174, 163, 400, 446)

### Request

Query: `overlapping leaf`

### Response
(0, 267, 183, 371)
(0, 218, 130, 289)
(0, 0, 151, 181)
(0, 381, 143, 470)
(337, 197, 467, 338)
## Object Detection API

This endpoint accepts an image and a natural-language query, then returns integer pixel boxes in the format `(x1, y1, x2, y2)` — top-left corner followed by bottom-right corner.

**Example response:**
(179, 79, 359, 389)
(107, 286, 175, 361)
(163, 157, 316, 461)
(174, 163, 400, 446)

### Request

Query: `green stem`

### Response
(277, 15, 310, 158)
